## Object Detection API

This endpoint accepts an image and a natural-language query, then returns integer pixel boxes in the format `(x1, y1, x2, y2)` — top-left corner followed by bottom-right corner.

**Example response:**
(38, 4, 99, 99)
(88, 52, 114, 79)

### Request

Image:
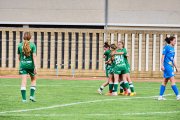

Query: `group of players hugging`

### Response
(97, 41, 136, 96)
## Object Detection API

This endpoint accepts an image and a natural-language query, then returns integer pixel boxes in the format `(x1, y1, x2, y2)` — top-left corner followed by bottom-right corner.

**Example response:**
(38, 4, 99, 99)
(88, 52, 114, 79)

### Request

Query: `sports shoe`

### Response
(176, 95, 180, 100)
(112, 92, 118, 96)
(105, 92, 112, 96)
(158, 96, 166, 100)
(22, 100, 27, 103)
(118, 92, 124, 95)
(97, 88, 103, 95)
(129, 92, 136, 96)
(30, 96, 36, 102)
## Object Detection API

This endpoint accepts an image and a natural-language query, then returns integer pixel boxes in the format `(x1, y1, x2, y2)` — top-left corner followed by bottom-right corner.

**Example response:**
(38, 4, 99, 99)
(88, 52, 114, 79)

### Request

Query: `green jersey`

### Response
(104, 49, 111, 62)
(113, 49, 126, 66)
(17, 42, 36, 69)
(122, 48, 130, 73)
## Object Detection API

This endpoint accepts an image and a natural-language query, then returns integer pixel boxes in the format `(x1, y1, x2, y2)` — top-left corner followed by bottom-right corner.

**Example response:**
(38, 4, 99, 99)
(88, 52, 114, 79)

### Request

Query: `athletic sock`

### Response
(159, 85, 166, 96)
(171, 85, 179, 96)
(129, 82, 135, 93)
(124, 81, 131, 93)
(109, 82, 113, 93)
(113, 82, 118, 92)
(119, 81, 124, 93)
(30, 86, 36, 98)
(21, 87, 26, 100)
(100, 86, 104, 91)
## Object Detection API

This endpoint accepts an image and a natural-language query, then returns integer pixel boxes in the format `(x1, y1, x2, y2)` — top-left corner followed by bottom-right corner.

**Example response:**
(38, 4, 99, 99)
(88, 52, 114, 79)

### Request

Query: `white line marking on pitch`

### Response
(0, 110, 180, 117)
(0, 94, 173, 115)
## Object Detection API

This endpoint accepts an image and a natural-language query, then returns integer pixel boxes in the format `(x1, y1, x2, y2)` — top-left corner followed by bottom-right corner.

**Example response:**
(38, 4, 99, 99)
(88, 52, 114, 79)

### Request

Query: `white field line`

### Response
(0, 111, 180, 117)
(0, 94, 173, 115)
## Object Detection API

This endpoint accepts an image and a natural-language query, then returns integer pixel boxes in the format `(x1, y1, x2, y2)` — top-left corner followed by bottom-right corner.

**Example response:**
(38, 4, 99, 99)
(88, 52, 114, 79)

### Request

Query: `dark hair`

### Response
(165, 36, 175, 44)
(110, 44, 117, 50)
(104, 42, 110, 48)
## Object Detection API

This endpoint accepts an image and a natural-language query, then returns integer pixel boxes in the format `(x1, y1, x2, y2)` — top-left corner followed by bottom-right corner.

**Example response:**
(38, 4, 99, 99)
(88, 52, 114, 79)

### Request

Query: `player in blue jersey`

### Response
(158, 36, 180, 100)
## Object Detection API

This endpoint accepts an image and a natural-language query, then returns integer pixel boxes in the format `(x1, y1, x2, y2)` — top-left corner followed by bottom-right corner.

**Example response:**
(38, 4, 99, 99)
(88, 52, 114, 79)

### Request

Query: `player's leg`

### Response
(169, 77, 180, 100)
(126, 73, 136, 94)
(21, 74, 27, 102)
(108, 74, 114, 93)
(30, 75, 37, 102)
(97, 78, 109, 95)
(118, 75, 125, 95)
(112, 74, 119, 96)
(158, 78, 168, 100)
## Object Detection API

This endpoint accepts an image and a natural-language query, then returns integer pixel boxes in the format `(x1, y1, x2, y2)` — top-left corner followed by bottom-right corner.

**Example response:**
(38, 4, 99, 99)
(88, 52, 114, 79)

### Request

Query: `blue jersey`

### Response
(163, 44, 175, 67)
(162, 44, 175, 78)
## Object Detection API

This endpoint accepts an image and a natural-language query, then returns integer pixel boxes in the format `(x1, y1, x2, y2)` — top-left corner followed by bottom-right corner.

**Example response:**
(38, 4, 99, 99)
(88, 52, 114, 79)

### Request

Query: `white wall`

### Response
(0, 0, 180, 26)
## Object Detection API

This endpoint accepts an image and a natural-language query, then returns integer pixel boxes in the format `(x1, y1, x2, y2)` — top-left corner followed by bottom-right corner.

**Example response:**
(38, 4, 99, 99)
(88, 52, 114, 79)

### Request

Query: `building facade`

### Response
(0, 0, 180, 77)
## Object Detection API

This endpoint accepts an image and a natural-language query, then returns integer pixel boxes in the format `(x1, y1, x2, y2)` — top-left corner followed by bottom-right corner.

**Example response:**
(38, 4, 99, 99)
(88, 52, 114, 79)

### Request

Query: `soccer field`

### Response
(0, 78, 180, 120)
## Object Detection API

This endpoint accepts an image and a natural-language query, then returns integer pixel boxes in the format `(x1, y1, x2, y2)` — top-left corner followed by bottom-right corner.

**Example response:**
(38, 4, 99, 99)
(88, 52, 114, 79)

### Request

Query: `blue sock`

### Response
(171, 85, 179, 96)
(159, 85, 166, 96)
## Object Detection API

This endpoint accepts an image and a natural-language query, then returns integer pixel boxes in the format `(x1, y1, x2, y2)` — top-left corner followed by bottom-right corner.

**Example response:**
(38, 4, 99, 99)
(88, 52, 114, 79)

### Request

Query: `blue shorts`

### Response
(163, 65, 174, 79)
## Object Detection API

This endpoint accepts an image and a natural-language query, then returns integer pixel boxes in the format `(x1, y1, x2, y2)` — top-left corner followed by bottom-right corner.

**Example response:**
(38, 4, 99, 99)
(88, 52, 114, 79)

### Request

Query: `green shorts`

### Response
(113, 64, 128, 75)
(19, 68, 35, 77)
(105, 65, 114, 77)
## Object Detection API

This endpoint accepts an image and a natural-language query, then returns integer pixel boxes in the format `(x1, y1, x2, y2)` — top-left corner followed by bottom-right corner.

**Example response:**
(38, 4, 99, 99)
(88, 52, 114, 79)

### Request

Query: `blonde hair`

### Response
(23, 32, 31, 57)
(110, 44, 117, 50)
(118, 41, 124, 48)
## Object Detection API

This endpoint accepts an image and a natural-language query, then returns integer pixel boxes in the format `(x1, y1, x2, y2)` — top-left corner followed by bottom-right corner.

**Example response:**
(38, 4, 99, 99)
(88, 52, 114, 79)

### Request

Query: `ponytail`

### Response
(165, 36, 175, 44)
(23, 32, 31, 57)
(104, 42, 110, 48)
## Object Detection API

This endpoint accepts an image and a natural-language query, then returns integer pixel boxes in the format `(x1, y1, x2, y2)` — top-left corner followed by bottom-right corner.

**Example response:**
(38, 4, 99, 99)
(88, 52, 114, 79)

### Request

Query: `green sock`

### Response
(129, 82, 135, 92)
(21, 87, 26, 100)
(114, 83, 118, 92)
(120, 81, 125, 93)
(124, 81, 131, 93)
(30, 86, 36, 98)
(109, 83, 113, 93)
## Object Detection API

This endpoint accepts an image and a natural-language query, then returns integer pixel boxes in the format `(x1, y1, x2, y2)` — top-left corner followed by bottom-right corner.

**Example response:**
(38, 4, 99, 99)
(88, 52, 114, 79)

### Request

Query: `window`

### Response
(82, 33, 86, 69)
(96, 33, 99, 70)
(54, 32, 58, 69)
(40, 32, 44, 68)
(75, 33, 79, 69)
(68, 33, 72, 69)
(47, 32, 51, 68)
(6, 31, 9, 67)
(20, 31, 23, 43)
(61, 32, 65, 69)
(89, 33, 93, 69)
(34, 32, 37, 47)
(0, 31, 2, 67)
(13, 31, 16, 68)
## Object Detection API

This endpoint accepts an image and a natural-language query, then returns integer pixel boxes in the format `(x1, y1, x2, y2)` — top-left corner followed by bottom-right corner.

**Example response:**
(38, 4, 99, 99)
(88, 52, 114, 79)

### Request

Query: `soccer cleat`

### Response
(176, 95, 180, 100)
(124, 91, 130, 96)
(22, 100, 27, 103)
(129, 92, 136, 96)
(97, 88, 103, 95)
(30, 96, 36, 102)
(118, 92, 124, 95)
(112, 92, 118, 96)
(105, 92, 112, 96)
(158, 96, 166, 101)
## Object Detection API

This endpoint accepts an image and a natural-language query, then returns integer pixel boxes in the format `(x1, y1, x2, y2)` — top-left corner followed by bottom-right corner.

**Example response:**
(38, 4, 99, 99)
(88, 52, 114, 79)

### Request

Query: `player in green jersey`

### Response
(115, 41, 135, 96)
(18, 32, 37, 102)
(97, 42, 111, 94)
(116, 41, 136, 96)
(104, 44, 117, 95)
(112, 41, 131, 96)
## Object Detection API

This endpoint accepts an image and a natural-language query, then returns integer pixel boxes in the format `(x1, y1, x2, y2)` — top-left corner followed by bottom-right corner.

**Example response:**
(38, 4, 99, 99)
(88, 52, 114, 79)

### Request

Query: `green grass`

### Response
(0, 78, 180, 120)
